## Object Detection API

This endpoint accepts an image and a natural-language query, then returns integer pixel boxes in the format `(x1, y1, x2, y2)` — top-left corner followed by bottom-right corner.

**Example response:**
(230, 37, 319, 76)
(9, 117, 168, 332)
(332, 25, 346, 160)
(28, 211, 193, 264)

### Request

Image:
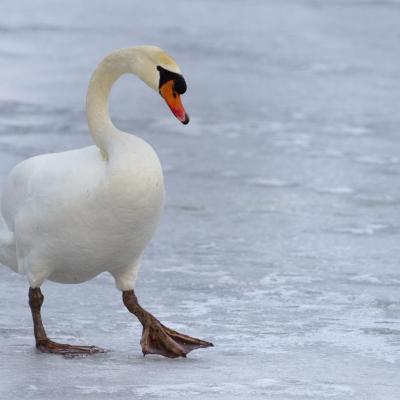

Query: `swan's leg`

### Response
(122, 290, 213, 358)
(28, 287, 105, 356)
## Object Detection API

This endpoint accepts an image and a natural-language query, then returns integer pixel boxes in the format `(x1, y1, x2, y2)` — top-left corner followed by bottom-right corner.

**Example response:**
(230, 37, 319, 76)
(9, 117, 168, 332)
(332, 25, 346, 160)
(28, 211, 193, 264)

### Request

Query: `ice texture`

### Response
(0, 0, 400, 399)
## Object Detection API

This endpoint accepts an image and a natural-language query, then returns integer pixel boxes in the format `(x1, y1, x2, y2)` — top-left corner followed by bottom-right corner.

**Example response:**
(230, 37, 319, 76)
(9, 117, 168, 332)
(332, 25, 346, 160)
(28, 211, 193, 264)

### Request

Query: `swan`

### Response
(0, 45, 213, 358)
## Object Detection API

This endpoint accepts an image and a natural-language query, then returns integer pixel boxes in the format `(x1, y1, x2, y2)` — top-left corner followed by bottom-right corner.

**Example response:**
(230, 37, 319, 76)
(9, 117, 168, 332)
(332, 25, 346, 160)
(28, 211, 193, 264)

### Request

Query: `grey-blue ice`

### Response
(0, 0, 399, 399)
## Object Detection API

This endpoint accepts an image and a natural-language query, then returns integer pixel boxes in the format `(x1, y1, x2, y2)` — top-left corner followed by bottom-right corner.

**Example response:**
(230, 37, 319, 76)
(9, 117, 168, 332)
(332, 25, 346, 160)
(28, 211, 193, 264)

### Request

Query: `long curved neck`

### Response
(86, 50, 135, 155)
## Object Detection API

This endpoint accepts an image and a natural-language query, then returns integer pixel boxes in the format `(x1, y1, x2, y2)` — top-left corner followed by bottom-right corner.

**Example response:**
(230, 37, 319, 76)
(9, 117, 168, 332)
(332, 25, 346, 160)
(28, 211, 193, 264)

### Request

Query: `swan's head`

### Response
(130, 46, 189, 125)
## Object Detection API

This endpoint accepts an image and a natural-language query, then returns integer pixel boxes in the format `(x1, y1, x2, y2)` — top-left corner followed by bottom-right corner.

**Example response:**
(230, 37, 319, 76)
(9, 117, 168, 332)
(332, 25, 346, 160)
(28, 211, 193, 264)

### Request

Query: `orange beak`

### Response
(159, 80, 189, 124)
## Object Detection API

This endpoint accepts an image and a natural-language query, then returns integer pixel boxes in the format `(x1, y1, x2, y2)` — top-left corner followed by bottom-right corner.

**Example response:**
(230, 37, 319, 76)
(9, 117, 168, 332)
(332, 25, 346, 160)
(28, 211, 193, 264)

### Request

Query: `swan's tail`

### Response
(0, 218, 17, 271)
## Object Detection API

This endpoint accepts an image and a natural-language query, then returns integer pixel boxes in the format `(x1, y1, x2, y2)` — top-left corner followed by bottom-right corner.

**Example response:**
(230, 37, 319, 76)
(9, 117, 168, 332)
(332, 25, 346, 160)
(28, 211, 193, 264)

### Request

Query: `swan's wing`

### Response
(1, 145, 102, 233)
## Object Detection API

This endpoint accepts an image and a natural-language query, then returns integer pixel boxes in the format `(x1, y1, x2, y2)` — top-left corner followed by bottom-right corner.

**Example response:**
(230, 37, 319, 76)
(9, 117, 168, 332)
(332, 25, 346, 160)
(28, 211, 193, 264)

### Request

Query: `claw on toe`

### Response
(140, 319, 213, 358)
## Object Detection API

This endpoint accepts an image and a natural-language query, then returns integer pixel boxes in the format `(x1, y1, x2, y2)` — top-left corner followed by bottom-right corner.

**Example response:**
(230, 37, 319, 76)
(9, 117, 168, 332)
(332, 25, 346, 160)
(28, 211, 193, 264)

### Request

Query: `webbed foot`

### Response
(122, 290, 213, 358)
(36, 339, 105, 357)
(141, 317, 213, 358)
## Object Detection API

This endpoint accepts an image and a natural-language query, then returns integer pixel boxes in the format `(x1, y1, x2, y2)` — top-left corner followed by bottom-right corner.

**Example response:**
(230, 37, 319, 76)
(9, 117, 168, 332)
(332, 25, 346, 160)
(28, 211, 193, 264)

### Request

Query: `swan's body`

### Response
(1, 136, 163, 289)
(0, 46, 212, 358)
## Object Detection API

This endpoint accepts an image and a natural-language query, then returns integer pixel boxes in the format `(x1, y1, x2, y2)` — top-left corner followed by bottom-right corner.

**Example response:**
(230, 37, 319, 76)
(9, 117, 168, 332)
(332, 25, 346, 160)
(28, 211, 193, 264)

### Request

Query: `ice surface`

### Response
(0, 0, 400, 399)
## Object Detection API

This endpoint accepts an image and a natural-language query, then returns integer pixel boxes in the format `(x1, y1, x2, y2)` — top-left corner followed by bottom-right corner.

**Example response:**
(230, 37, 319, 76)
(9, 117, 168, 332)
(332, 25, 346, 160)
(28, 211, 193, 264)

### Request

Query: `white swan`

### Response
(0, 45, 212, 358)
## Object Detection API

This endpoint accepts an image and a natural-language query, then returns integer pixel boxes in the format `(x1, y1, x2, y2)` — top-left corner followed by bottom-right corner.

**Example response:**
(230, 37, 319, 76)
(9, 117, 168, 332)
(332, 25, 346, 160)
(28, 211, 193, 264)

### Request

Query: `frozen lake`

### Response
(1, 0, 400, 398)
